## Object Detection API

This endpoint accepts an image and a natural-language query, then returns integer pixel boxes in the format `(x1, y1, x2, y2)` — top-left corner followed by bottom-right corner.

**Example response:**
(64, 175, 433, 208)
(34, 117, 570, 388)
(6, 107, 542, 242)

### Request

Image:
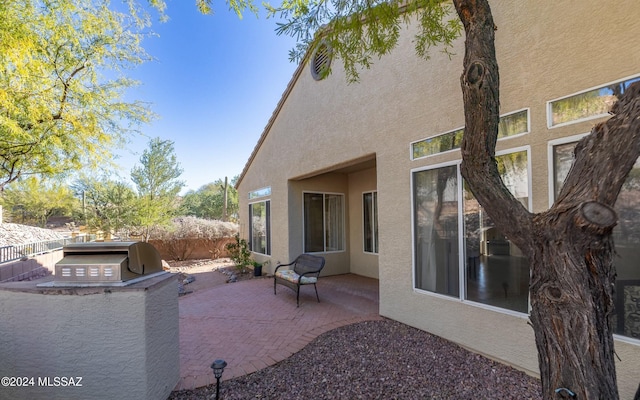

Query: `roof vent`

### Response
(310, 41, 332, 81)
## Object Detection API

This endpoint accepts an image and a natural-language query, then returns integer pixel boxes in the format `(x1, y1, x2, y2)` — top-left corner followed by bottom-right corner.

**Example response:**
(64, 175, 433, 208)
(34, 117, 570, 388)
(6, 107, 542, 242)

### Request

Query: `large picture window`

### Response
(413, 165, 460, 297)
(363, 191, 378, 254)
(249, 200, 270, 255)
(304, 192, 344, 253)
(413, 149, 531, 313)
(464, 150, 530, 313)
(552, 141, 640, 340)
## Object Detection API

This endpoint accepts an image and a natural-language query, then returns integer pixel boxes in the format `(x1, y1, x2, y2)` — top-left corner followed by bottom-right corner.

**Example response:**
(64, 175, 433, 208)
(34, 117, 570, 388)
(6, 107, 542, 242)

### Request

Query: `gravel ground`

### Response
(169, 319, 542, 400)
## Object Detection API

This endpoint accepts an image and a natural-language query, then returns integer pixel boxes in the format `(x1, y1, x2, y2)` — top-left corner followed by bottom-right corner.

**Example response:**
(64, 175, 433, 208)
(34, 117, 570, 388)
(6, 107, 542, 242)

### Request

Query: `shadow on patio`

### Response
(175, 273, 381, 390)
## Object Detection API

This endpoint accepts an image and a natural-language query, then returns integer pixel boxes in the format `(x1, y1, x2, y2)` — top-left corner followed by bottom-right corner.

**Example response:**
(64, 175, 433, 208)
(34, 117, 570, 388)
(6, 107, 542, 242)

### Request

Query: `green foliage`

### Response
(0, 0, 157, 190)
(195, 0, 258, 17)
(266, 0, 462, 82)
(226, 233, 253, 270)
(0, 177, 76, 227)
(72, 173, 138, 237)
(179, 176, 240, 222)
(131, 138, 184, 200)
(131, 137, 185, 240)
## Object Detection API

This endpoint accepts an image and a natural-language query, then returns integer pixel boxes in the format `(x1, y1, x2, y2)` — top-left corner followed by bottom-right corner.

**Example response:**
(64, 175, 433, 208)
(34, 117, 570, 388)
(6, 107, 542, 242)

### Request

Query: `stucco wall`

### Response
(237, 1, 640, 397)
(0, 274, 179, 400)
(149, 238, 233, 261)
(0, 250, 63, 282)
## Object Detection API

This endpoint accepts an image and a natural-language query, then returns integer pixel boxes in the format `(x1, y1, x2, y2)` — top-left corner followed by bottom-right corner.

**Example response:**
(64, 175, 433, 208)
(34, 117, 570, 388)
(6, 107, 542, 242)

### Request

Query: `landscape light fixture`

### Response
(211, 359, 227, 400)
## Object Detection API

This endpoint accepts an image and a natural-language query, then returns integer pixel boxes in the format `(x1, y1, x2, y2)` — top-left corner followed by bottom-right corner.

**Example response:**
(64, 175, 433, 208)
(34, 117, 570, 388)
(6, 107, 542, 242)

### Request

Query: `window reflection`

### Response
(412, 110, 529, 159)
(412, 128, 464, 159)
(249, 201, 270, 255)
(464, 150, 530, 313)
(413, 166, 459, 297)
(550, 77, 640, 127)
(363, 192, 378, 253)
(304, 192, 345, 253)
(498, 109, 528, 139)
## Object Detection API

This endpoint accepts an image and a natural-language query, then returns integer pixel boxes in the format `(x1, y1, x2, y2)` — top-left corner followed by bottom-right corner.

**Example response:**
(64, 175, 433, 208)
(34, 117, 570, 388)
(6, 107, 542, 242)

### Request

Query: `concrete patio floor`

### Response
(174, 273, 381, 391)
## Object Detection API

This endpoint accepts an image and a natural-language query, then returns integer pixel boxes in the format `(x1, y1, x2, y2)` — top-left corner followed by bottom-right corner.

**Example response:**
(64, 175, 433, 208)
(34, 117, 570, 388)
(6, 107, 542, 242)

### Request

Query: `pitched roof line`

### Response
(235, 57, 306, 189)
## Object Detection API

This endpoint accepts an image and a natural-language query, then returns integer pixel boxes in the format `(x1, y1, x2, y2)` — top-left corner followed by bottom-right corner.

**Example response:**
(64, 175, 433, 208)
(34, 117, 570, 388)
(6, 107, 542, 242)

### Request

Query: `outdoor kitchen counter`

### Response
(0, 271, 179, 400)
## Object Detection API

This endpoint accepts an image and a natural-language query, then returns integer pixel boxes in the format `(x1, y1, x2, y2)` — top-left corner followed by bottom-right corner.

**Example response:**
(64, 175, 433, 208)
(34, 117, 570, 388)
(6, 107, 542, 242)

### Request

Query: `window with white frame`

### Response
(498, 109, 529, 139)
(249, 187, 271, 199)
(412, 128, 464, 159)
(413, 164, 460, 297)
(363, 191, 378, 254)
(304, 192, 344, 253)
(411, 109, 529, 160)
(413, 149, 531, 313)
(548, 75, 640, 128)
(551, 140, 640, 340)
(249, 200, 270, 255)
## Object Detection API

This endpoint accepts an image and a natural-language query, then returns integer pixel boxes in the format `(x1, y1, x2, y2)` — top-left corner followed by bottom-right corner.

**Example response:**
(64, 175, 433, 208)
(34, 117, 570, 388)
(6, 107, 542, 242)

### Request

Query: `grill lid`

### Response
(49, 241, 164, 285)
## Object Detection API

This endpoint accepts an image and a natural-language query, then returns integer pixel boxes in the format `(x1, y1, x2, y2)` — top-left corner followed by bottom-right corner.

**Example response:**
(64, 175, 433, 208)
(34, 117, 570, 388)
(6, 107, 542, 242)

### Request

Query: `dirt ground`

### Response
(165, 258, 259, 295)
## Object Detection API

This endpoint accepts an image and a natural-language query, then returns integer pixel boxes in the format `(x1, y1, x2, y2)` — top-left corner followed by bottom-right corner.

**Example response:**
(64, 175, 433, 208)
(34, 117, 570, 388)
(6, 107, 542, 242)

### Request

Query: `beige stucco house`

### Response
(236, 1, 640, 396)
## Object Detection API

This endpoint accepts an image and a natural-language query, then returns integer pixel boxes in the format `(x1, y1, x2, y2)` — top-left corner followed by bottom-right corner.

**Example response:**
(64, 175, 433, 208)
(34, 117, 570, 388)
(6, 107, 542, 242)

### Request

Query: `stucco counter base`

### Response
(0, 273, 179, 400)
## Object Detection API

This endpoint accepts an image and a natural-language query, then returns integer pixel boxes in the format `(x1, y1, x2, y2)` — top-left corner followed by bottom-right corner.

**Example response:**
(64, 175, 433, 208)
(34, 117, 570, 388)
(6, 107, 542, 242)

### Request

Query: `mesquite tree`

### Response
(262, 0, 640, 398)
(0, 0, 157, 190)
(453, 2, 640, 398)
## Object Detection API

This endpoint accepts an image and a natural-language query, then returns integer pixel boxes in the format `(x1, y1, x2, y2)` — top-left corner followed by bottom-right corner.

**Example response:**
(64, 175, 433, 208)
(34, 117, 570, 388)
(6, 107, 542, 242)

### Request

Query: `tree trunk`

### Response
(530, 204, 618, 399)
(453, 0, 640, 398)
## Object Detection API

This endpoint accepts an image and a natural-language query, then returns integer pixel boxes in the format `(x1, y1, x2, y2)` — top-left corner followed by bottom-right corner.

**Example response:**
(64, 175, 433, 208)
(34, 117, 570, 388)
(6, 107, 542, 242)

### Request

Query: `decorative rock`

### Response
(0, 223, 65, 247)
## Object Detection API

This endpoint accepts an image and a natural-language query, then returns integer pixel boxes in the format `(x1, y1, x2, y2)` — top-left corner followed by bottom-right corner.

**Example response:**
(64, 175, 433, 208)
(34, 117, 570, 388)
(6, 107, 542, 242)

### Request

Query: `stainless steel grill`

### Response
(53, 241, 164, 284)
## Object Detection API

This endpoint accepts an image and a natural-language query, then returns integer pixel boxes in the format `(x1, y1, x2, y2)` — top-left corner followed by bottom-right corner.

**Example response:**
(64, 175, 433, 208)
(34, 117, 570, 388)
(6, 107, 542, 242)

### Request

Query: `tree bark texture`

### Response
(453, 0, 640, 398)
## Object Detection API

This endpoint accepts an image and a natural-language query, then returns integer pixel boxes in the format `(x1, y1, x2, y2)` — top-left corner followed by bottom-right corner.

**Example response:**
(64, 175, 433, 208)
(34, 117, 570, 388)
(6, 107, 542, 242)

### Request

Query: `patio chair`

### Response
(273, 254, 326, 307)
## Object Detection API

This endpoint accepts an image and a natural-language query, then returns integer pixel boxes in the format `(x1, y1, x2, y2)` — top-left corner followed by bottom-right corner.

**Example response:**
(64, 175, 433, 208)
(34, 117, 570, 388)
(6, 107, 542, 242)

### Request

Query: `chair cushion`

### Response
(275, 269, 318, 284)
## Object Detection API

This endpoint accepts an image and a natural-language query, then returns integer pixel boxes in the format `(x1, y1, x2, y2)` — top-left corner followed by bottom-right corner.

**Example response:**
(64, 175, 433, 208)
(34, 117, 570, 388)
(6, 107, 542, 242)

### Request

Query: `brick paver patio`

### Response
(175, 273, 381, 391)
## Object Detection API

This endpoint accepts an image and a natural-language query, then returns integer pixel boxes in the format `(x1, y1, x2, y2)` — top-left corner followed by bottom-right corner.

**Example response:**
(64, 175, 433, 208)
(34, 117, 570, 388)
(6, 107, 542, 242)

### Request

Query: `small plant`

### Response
(226, 234, 252, 273)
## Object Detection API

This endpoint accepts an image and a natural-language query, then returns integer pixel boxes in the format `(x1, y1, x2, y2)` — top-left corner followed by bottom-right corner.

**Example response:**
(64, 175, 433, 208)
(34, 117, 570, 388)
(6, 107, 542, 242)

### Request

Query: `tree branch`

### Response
(556, 81, 640, 208)
(453, 0, 534, 253)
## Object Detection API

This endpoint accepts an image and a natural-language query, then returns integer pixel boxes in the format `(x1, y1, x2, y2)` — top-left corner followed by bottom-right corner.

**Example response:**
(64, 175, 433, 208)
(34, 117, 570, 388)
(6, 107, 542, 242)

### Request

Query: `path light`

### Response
(211, 359, 227, 400)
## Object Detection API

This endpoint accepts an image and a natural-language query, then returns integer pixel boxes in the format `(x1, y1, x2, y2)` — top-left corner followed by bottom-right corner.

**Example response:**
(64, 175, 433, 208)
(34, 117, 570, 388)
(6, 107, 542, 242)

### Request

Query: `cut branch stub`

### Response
(574, 201, 617, 236)
(466, 61, 485, 85)
(540, 282, 567, 304)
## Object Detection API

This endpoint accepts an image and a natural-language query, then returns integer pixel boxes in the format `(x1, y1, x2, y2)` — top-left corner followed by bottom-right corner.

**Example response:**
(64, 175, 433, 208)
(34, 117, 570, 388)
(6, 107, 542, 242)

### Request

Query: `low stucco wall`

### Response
(0, 273, 179, 400)
(0, 250, 63, 282)
(149, 238, 233, 261)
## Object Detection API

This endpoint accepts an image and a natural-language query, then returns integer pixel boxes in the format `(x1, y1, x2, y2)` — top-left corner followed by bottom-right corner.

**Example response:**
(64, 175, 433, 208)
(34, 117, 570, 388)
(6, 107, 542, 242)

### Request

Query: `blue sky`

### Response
(114, 1, 299, 193)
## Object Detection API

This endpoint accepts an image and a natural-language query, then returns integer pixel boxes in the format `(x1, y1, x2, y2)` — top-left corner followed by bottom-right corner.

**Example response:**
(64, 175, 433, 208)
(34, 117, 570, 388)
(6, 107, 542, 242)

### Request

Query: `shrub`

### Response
(150, 217, 238, 261)
(226, 234, 252, 273)
(152, 217, 238, 240)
